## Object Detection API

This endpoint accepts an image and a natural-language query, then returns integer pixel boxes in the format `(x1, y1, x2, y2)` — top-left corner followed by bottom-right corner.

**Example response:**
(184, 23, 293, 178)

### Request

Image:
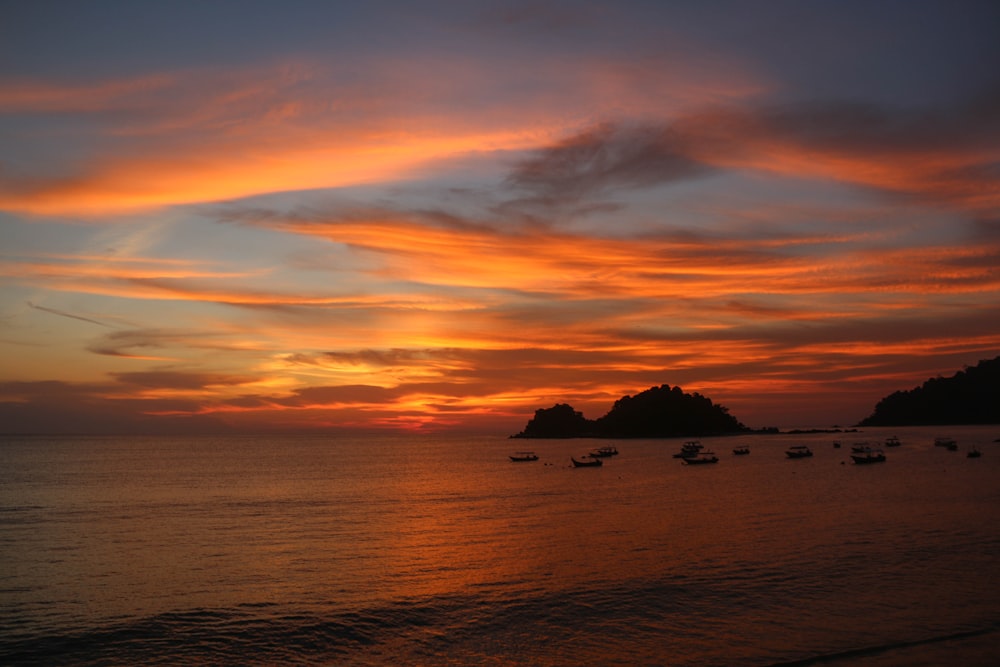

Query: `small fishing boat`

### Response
(589, 445, 619, 457)
(509, 451, 539, 462)
(571, 456, 603, 467)
(672, 441, 703, 459)
(968, 448, 982, 458)
(786, 445, 813, 459)
(732, 446, 750, 455)
(851, 447, 886, 464)
(934, 436, 957, 448)
(884, 436, 901, 447)
(683, 452, 719, 465)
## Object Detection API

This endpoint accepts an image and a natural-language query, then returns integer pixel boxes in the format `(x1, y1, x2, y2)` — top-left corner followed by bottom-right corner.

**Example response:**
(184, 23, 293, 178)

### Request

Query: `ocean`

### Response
(2, 425, 998, 665)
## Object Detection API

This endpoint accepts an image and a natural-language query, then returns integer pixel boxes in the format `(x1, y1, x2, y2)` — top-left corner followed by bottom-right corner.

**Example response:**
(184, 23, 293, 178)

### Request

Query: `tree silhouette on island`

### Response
(858, 355, 1000, 426)
(512, 384, 748, 439)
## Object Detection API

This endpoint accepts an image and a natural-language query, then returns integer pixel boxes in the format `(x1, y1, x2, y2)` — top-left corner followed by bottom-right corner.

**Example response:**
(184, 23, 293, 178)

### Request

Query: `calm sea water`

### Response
(2, 426, 999, 666)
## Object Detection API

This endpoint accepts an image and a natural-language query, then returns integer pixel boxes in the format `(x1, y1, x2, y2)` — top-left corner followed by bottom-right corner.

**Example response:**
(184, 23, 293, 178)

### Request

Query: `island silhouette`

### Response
(858, 355, 1000, 426)
(513, 355, 1000, 439)
(512, 384, 748, 439)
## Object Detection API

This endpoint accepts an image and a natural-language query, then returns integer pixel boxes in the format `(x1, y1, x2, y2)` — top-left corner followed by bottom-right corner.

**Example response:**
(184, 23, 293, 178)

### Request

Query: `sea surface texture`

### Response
(2, 426, 999, 665)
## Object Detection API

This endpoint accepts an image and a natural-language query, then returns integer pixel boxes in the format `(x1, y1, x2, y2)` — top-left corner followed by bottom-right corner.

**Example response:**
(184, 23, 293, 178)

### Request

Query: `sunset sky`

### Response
(2, 1, 999, 434)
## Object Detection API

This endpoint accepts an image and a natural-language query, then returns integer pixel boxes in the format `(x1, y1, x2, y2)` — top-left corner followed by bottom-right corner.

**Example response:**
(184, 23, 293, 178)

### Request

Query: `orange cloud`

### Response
(272, 216, 1000, 301)
(508, 100, 1000, 220)
(0, 129, 543, 217)
(673, 101, 1000, 216)
(0, 50, 769, 217)
(0, 74, 178, 113)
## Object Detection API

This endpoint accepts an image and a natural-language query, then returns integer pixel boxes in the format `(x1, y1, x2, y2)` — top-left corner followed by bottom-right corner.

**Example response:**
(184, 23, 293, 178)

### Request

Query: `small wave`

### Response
(3, 576, 997, 666)
(766, 625, 999, 666)
(1, 612, 364, 665)
(0, 505, 46, 513)
(0, 579, 673, 665)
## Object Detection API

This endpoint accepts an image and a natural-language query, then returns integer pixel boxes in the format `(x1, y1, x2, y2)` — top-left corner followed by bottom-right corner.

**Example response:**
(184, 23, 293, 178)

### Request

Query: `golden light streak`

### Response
(280, 219, 1000, 299)
(0, 259, 254, 281)
(0, 129, 544, 217)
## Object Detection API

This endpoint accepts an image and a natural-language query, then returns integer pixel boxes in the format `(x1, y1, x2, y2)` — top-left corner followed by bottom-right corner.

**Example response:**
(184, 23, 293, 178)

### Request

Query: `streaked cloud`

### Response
(508, 92, 1000, 218)
(0, 42, 767, 217)
(26, 300, 112, 327)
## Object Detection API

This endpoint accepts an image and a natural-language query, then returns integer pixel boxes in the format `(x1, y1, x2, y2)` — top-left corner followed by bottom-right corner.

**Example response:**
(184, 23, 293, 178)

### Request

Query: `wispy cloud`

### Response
(0, 46, 767, 216)
(0, 73, 178, 113)
(256, 209, 1000, 301)
(508, 90, 1000, 218)
(506, 122, 711, 205)
(685, 99, 1000, 216)
(86, 328, 250, 360)
(26, 301, 112, 327)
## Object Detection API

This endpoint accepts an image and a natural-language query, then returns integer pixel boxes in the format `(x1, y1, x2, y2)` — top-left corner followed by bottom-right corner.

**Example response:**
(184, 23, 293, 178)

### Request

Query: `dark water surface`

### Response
(2, 426, 999, 665)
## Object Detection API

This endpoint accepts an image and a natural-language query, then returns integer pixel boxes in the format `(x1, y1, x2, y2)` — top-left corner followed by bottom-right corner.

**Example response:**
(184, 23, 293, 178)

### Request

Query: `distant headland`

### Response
(511, 384, 749, 439)
(857, 355, 1000, 426)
